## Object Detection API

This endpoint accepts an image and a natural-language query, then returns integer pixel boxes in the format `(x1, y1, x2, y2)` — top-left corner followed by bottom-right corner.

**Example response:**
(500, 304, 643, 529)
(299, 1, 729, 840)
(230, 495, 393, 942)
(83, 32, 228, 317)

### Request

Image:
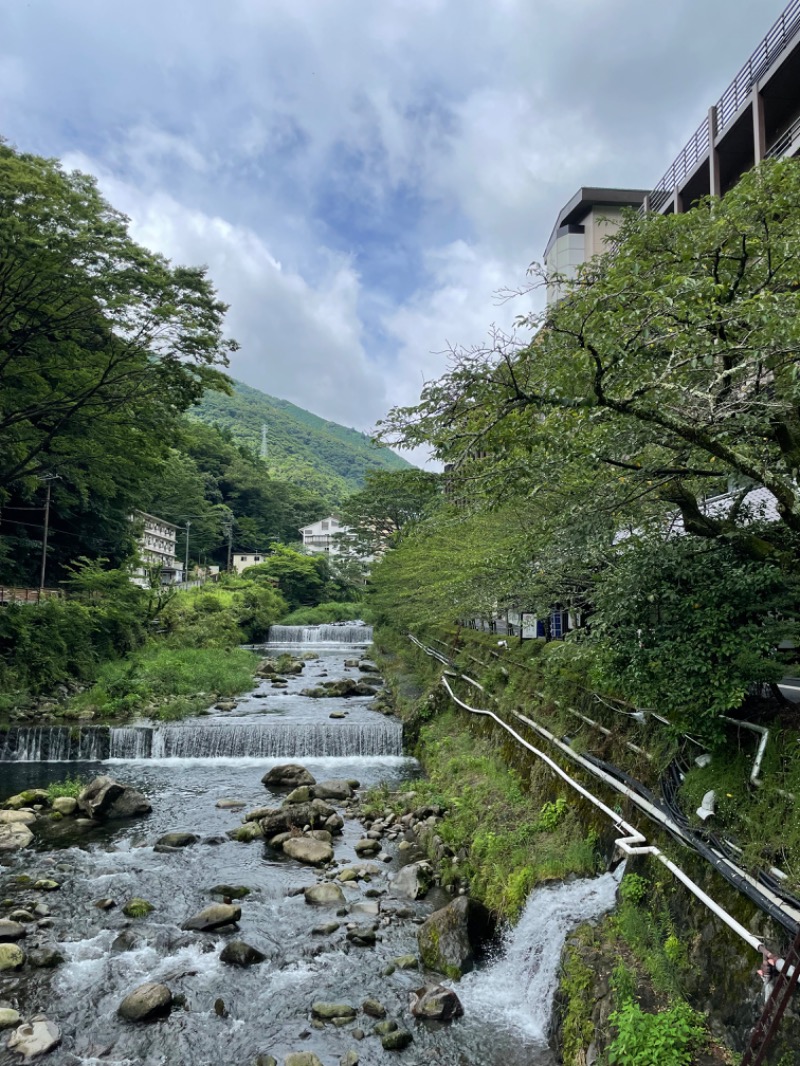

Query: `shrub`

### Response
(607, 1000, 705, 1066)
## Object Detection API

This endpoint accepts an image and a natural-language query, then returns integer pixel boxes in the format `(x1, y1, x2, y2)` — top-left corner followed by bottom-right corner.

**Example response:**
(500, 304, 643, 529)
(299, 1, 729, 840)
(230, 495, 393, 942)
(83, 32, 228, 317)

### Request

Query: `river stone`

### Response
(313, 779, 353, 801)
(78, 776, 151, 820)
(228, 823, 263, 842)
(94, 898, 116, 910)
(51, 796, 78, 816)
(362, 998, 386, 1018)
(0, 919, 27, 941)
(283, 837, 333, 866)
(351, 901, 379, 918)
(325, 813, 345, 833)
(284, 1055, 323, 1066)
(267, 832, 292, 848)
(410, 984, 464, 1021)
(338, 868, 359, 883)
(392, 860, 434, 900)
(329, 711, 347, 719)
(373, 1020, 397, 1035)
(311, 921, 340, 935)
(0, 823, 33, 851)
(417, 897, 496, 978)
(209, 884, 251, 899)
(28, 946, 64, 968)
(244, 806, 273, 822)
(33, 879, 60, 891)
(254, 1057, 278, 1066)
(215, 798, 246, 809)
(260, 800, 336, 837)
(182, 903, 241, 931)
(220, 940, 267, 967)
(0, 943, 25, 969)
(0, 1007, 20, 1029)
(381, 1029, 413, 1051)
(341, 1052, 359, 1066)
(284, 786, 313, 804)
(262, 765, 316, 789)
(154, 832, 199, 851)
(354, 838, 380, 856)
(393, 954, 418, 970)
(0, 809, 37, 825)
(9, 910, 35, 923)
(311, 1002, 356, 1020)
(117, 982, 173, 1021)
(122, 898, 154, 918)
(7, 1016, 61, 1059)
(346, 926, 377, 946)
(304, 883, 345, 907)
(4, 790, 48, 809)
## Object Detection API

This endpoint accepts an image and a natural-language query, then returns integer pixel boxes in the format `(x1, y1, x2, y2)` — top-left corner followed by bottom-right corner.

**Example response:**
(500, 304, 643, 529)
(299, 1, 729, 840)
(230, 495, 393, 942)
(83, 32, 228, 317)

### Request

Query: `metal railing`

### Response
(0, 586, 63, 605)
(649, 0, 800, 202)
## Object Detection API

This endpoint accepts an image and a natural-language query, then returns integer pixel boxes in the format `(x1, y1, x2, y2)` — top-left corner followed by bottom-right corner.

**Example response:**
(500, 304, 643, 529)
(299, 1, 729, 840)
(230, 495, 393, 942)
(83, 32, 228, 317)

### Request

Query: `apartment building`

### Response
(300, 516, 347, 555)
(130, 511, 182, 586)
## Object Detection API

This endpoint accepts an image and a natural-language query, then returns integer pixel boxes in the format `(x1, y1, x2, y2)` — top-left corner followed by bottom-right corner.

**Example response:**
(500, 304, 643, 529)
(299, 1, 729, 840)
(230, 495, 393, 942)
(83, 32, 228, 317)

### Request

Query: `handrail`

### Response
(648, 0, 800, 201)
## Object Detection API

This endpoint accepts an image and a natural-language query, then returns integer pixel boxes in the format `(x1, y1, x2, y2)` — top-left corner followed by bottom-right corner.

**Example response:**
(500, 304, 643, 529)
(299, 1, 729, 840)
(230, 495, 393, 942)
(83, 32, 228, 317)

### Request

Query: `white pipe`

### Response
(438, 674, 765, 955)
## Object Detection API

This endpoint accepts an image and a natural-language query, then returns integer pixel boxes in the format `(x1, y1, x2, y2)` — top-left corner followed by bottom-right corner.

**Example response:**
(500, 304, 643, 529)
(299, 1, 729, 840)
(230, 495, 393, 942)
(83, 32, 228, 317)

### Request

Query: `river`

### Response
(0, 626, 618, 1065)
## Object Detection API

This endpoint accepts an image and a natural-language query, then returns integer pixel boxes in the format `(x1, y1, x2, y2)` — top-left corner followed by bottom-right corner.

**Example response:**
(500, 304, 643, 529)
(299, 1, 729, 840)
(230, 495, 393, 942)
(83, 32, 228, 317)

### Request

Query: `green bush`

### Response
(607, 1000, 705, 1066)
(277, 601, 365, 626)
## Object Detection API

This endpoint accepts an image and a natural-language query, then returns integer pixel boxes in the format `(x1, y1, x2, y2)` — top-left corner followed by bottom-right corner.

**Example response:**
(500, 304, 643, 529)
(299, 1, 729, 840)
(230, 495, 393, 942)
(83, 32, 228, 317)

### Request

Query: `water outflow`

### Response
(0, 720, 403, 761)
(461, 870, 620, 1039)
(267, 623, 373, 644)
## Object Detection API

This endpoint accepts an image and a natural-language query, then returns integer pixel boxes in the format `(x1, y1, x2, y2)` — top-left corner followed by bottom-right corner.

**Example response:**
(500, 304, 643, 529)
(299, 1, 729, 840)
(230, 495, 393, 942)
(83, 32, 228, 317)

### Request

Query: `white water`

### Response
(459, 869, 621, 1039)
(267, 623, 373, 643)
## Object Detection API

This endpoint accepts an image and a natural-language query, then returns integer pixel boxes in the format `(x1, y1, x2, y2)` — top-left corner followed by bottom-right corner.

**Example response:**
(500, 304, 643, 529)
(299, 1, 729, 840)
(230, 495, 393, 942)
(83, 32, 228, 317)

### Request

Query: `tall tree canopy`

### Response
(337, 469, 441, 559)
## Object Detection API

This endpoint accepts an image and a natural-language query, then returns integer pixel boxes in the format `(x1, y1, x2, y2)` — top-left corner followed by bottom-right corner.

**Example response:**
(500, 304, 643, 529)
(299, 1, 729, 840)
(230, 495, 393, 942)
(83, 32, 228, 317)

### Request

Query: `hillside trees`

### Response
(377, 160, 800, 732)
(0, 141, 236, 582)
(337, 469, 441, 559)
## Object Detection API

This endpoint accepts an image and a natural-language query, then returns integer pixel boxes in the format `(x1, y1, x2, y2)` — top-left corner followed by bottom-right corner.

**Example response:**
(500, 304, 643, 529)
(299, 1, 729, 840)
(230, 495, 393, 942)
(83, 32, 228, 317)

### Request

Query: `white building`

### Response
(301, 516, 348, 555)
(232, 552, 267, 574)
(131, 511, 182, 586)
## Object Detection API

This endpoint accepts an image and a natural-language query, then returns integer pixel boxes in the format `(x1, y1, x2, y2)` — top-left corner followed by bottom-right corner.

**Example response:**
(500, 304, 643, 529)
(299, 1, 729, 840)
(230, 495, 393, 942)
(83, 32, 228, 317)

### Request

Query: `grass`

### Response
(46, 776, 85, 801)
(68, 645, 258, 721)
(277, 601, 365, 625)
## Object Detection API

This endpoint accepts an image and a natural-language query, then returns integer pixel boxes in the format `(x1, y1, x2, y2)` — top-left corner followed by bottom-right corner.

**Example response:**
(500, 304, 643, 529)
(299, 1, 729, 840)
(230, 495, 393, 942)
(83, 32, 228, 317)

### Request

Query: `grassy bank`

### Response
(67, 645, 259, 721)
(276, 601, 366, 626)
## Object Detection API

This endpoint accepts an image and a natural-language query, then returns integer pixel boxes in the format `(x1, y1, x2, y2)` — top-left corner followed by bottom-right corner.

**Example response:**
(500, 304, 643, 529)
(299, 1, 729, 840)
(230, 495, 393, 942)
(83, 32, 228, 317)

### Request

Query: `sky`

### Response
(0, 0, 788, 459)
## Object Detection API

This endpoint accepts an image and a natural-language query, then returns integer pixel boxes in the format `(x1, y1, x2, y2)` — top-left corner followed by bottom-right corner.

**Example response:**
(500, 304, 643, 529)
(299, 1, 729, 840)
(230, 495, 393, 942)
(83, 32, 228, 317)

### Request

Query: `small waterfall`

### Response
(460, 871, 620, 1038)
(0, 726, 110, 762)
(0, 720, 402, 761)
(267, 624, 373, 644)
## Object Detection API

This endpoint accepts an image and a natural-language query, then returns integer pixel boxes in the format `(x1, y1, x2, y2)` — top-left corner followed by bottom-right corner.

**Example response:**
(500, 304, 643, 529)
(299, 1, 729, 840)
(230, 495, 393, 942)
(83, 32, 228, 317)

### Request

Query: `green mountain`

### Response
(191, 380, 411, 504)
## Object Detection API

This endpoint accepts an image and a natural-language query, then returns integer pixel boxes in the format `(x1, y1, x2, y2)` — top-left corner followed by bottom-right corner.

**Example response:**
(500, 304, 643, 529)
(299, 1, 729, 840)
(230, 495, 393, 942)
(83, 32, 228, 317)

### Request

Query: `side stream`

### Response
(0, 628, 617, 1066)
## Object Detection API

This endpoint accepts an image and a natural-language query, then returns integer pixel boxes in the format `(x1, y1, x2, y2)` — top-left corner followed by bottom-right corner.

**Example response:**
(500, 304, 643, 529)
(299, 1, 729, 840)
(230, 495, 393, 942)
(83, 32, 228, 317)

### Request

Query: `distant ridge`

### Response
(191, 379, 410, 504)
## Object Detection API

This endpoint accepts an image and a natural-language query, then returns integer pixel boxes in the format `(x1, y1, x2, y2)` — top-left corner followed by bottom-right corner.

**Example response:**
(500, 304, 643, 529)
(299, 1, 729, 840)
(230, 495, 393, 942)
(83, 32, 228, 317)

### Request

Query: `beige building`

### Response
(300, 516, 347, 555)
(231, 552, 267, 574)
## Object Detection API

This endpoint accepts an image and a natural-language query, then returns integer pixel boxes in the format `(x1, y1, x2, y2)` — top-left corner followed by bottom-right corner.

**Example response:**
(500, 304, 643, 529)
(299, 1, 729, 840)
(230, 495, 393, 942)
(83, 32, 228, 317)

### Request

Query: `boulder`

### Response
(51, 796, 78, 816)
(3, 789, 48, 810)
(228, 823, 263, 842)
(0, 823, 33, 851)
(0, 919, 27, 941)
(417, 897, 496, 978)
(283, 837, 333, 866)
(215, 798, 246, 809)
(362, 998, 386, 1018)
(0, 1008, 20, 1029)
(354, 838, 380, 856)
(341, 1052, 359, 1066)
(0, 943, 25, 970)
(311, 921, 340, 935)
(260, 800, 336, 838)
(312, 780, 353, 801)
(220, 940, 266, 966)
(117, 982, 173, 1022)
(33, 879, 60, 891)
(311, 1002, 356, 1020)
(182, 903, 241, 931)
(262, 765, 316, 789)
(254, 1057, 278, 1066)
(78, 776, 151, 820)
(304, 883, 345, 907)
(393, 860, 434, 900)
(284, 786, 313, 804)
(409, 984, 464, 1021)
(0, 809, 37, 825)
(209, 884, 251, 899)
(284, 1055, 323, 1066)
(392, 955, 418, 970)
(6, 1016, 61, 1059)
(381, 1029, 413, 1051)
(122, 898, 154, 918)
(28, 946, 64, 968)
(346, 926, 377, 946)
(154, 832, 199, 851)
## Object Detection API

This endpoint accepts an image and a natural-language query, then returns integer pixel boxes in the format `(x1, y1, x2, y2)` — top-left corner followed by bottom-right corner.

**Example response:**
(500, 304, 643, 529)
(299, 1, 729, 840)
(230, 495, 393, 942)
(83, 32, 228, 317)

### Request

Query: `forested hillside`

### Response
(193, 380, 411, 504)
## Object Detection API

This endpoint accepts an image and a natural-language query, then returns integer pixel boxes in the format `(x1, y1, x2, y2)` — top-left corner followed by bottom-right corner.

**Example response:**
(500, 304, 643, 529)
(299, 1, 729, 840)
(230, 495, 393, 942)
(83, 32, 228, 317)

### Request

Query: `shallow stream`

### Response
(0, 629, 617, 1065)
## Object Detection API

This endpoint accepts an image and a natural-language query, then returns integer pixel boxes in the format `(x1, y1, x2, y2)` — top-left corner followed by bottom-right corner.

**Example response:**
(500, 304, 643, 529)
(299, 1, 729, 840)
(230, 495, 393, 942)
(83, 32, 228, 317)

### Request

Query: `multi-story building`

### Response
(131, 511, 182, 587)
(231, 552, 267, 574)
(300, 516, 347, 555)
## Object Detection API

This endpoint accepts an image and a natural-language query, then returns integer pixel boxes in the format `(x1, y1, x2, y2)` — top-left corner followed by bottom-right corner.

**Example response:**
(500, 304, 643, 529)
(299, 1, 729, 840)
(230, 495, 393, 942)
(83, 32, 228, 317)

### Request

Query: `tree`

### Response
(337, 469, 441, 559)
(243, 545, 328, 610)
(0, 141, 236, 497)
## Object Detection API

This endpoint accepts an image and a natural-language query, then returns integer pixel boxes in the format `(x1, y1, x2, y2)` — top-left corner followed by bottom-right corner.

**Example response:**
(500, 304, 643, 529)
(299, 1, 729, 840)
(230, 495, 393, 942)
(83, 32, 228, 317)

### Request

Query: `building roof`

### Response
(544, 187, 649, 260)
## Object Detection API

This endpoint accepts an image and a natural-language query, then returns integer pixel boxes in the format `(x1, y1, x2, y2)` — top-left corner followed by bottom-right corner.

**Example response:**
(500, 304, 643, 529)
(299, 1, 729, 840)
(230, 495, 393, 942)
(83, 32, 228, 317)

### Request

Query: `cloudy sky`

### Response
(0, 0, 787, 451)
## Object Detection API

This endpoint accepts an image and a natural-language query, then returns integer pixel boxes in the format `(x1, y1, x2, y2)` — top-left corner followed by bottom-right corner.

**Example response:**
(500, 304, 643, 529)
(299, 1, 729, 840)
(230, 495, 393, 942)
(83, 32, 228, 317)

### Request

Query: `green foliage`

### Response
(243, 545, 328, 610)
(613, 876, 692, 998)
(0, 139, 234, 584)
(45, 776, 85, 801)
(606, 1000, 705, 1066)
(123, 898, 154, 918)
(72, 645, 257, 720)
(560, 942, 597, 1065)
(619, 874, 649, 906)
(337, 469, 441, 558)
(193, 379, 410, 506)
(277, 602, 366, 625)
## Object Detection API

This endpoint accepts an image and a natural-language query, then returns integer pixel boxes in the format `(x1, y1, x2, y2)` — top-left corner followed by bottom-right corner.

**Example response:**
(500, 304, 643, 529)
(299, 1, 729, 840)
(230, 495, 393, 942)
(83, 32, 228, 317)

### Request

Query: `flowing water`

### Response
(0, 629, 617, 1065)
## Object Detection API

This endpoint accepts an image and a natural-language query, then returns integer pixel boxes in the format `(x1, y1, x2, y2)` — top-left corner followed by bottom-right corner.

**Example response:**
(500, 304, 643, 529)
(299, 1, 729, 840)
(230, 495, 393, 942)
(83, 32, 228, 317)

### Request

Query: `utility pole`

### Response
(38, 474, 60, 595)
(184, 520, 191, 582)
(260, 422, 268, 461)
(227, 526, 233, 573)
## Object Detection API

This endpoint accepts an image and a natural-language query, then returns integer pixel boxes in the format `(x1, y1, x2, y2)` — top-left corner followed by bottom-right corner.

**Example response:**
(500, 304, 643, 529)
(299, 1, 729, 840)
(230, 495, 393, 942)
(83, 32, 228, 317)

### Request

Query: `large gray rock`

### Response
(154, 832, 199, 851)
(117, 982, 173, 1021)
(260, 800, 336, 838)
(283, 837, 333, 866)
(220, 940, 266, 967)
(262, 765, 316, 789)
(0, 919, 27, 941)
(0, 1008, 20, 1030)
(51, 796, 78, 816)
(0, 809, 37, 825)
(393, 861, 434, 900)
(311, 1002, 356, 1020)
(417, 897, 496, 978)
(182, 903, 241, 931)
(312, 779, 353, 801)
(354, 838, 380, 856)
(78, 776, 151, 820)
(6, 1016, 61, 1059)
(0, 822, 33, 851)
(284, 1055, 324, 1066)
(304, 883, 345, 907)
(409, 984, 464, 1021)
